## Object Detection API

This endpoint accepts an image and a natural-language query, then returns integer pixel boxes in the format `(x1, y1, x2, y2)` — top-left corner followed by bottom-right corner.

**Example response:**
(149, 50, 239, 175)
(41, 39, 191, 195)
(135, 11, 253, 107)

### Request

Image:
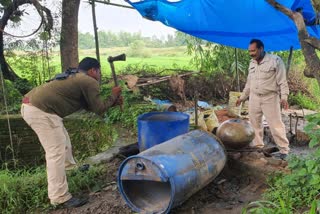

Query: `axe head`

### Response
(108, 53, 126, 63)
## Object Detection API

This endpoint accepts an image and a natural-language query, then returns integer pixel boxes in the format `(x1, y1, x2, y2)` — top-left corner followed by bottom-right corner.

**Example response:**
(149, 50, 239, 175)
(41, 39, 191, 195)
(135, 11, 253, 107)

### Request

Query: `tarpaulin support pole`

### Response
(194, 89, 198, 128)
(91, 0, 101, 62)
(286, 46, 293, 74)
(235, 48, 240, 92)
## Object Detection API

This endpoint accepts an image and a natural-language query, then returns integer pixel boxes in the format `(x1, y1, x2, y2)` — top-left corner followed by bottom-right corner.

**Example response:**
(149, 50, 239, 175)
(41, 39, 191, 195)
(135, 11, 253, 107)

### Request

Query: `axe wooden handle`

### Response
(108, 54, 126, 111)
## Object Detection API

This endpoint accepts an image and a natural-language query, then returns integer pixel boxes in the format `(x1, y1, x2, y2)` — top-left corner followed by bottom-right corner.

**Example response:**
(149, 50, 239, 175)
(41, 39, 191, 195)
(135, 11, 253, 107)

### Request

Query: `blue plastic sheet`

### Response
(127, 0, 320, 51)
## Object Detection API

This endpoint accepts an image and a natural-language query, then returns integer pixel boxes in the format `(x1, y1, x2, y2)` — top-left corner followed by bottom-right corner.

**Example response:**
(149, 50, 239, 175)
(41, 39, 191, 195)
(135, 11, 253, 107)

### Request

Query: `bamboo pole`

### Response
(91, 0, 101, 62)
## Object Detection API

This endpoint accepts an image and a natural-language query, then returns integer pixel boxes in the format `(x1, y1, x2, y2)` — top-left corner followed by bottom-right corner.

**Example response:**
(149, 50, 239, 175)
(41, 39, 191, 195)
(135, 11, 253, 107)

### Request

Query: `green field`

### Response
(9, 46, 195, 79)
(83, 46, 194, 75)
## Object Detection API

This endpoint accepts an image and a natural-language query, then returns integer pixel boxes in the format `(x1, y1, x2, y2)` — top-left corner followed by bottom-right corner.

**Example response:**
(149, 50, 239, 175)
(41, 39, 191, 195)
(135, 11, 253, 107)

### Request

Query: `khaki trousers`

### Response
(248, 93, 290, 154)
(21, 104, 76, 205)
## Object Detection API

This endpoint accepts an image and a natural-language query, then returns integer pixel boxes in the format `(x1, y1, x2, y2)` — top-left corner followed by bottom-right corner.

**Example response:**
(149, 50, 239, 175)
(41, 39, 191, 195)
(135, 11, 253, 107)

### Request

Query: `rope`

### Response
(0, 66, 15, 163)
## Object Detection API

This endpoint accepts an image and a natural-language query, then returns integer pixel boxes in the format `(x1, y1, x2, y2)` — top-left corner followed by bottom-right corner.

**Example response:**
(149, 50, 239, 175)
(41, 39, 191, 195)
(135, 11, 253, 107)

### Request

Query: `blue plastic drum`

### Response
(118, 130, 227, 214)
(137, 112, 189, 151)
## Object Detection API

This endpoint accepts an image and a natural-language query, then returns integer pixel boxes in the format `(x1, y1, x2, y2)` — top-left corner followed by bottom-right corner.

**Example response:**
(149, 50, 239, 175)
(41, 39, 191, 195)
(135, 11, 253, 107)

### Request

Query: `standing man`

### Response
(236, 39, 290, 160)
(21, 57, 122, 208)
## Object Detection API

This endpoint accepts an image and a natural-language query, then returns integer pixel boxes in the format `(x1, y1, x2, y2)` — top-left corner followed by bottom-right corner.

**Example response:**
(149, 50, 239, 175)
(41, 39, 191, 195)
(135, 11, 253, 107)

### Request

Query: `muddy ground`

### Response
(51, 107, 313, 214)
(50, 147, 300, 214)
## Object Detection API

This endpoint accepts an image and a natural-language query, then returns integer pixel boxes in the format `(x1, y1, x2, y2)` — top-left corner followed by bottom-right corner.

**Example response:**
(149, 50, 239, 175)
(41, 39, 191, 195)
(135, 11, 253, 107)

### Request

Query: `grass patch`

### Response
(9, 47, 194, 81)
(289, 92, 320, 111)
(243, 113, 320, 213)
(0, 165, 105, 213)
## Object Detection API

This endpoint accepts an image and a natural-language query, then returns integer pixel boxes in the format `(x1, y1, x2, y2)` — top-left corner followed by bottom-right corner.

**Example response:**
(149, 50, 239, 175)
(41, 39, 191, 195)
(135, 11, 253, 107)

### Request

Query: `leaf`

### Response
(310, 175, 320, 185)
(306, 160, 316, 171)
(309, 200, 317, 214)
(297, 168, 307, 176)
(309, 139, 319, 148)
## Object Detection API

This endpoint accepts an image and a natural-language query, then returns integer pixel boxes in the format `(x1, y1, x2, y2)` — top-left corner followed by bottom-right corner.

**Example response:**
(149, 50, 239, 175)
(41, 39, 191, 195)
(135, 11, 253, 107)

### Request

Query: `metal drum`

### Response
(118, 130, 227, 214)
(137, 112, 189, 152)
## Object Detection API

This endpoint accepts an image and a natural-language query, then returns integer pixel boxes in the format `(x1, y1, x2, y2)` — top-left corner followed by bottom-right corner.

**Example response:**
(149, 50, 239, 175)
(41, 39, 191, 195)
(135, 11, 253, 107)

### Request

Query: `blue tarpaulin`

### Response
(127, 0, 320, 51)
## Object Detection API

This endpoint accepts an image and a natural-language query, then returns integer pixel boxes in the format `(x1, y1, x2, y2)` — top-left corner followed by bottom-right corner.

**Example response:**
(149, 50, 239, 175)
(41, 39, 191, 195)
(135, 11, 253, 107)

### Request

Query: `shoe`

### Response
(59, 197, 88, 208)
(79, 164, 90, 172)
(271, 152, 288, 160)
(247, 145, 264, 150)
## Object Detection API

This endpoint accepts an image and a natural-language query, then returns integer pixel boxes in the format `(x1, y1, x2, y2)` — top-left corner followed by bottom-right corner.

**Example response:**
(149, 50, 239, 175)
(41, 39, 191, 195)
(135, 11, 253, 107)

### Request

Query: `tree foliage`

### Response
(184, 34, 250, 78)
(0, 0, 53, 94)
(78, 30, 187, 49)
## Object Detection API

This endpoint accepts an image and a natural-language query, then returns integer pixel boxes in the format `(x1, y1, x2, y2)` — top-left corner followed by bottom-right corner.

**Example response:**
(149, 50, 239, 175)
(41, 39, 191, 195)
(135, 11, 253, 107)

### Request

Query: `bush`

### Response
(127, 40, 151, 58)
(243, 113, 320, 213)
(288, 92, 319, 111)
(0, 80, 22, 114)
(66, 115, 118, 161)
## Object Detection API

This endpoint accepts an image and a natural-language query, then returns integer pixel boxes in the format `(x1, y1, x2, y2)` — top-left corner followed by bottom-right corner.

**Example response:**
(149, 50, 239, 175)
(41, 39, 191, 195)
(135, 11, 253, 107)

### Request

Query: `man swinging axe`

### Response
(108, 53, 126, 110)
(21, 57, 122, 208)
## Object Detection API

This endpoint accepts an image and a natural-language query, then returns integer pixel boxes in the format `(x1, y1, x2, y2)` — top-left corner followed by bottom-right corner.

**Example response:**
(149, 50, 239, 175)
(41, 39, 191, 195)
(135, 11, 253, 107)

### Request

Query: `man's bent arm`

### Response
(276, 57, 289, 101)
(239, 72, 251, 101)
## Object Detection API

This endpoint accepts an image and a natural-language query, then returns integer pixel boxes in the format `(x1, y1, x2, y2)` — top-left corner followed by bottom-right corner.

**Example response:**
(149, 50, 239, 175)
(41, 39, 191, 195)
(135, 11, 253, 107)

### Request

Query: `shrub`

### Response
(243, 113, 320, 213)
(127, 40, 151, 58)
(288, 92, 319, 111)
(0, 80, 22, 114)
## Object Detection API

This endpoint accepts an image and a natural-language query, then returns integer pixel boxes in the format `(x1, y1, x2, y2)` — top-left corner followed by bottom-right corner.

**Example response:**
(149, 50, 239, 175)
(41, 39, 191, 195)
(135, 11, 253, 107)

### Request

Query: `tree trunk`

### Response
(60, 0, 81, 71)
(266, 0, 320, 87)
(312, 0, 320, 11)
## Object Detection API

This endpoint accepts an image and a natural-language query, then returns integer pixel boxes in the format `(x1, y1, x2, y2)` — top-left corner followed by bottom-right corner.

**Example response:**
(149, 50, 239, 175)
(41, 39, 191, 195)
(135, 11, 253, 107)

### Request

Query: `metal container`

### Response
(118, 130, 227, 214)
(216, 118, 255, 149)
(159, 103, 177, 112)
(137, 112, 189, 152)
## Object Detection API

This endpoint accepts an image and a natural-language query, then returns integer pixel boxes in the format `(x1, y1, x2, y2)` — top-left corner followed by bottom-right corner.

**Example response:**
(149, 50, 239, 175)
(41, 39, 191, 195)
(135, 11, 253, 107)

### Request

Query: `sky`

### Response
(78, 0, 176, 38)
(1, 0, 175, 39)
(0, 0, 176, 39)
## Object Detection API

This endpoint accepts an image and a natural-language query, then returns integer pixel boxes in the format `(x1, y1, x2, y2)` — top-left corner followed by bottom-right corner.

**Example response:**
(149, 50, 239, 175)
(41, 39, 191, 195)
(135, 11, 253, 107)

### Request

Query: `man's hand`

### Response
(112, 86, 122, 97)
(280, 99, 289, 110)
(236, 98, 242, 107)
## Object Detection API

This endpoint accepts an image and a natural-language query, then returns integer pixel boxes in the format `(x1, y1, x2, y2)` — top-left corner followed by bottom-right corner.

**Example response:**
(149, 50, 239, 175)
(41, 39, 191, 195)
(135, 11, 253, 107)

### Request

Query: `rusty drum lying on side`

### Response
(216, 119, 255, 149)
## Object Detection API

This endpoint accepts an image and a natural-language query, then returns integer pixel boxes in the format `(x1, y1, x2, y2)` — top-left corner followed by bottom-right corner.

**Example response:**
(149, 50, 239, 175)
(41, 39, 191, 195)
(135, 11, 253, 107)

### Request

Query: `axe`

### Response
(108, 53, 126, 110)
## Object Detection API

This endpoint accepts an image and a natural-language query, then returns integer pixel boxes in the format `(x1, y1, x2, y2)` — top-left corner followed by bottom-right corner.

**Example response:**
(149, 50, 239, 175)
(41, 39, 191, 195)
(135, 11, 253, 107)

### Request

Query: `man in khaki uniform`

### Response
(21, 57, 122, 208)
(236, 39, 290, 160)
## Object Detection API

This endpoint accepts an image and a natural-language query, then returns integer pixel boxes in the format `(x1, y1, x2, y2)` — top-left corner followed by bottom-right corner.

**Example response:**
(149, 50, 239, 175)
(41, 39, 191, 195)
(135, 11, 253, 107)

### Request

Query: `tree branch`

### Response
(305, 37, 320, 50)
(30, 0, 53, 38)
(0, 0, 53, 37)
(265, 0, 320, 80)
(312, 0, 320, 12)
(265, 0, 294, 18)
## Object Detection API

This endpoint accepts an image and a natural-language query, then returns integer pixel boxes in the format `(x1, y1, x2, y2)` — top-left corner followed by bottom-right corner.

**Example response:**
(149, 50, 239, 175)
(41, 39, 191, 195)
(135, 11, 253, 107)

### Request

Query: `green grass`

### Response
(0, 165, 105, 213)
(9, 46, 194, 79)
(81, 46, 194, 76)
(99, 55, 193, 75)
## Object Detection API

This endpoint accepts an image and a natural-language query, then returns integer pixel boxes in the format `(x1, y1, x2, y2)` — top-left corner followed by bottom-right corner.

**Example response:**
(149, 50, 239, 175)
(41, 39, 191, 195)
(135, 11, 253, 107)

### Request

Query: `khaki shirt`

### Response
(240, 53, 289, 101)
(25, 72, 116, 117)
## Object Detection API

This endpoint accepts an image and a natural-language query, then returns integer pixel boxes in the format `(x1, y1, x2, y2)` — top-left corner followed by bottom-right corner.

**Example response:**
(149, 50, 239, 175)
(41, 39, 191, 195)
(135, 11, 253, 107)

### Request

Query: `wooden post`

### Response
(91, 0, 100, 62)
(286, 46, 293, 74)
(194, 90, 198, 128)
(235, 48, 240, 92)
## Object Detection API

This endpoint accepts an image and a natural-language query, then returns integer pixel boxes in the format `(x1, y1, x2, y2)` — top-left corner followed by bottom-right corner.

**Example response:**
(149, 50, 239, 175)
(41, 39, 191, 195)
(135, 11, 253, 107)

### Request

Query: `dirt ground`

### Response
(50, 107, 312, 214)
(50, 148, 291, 214)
